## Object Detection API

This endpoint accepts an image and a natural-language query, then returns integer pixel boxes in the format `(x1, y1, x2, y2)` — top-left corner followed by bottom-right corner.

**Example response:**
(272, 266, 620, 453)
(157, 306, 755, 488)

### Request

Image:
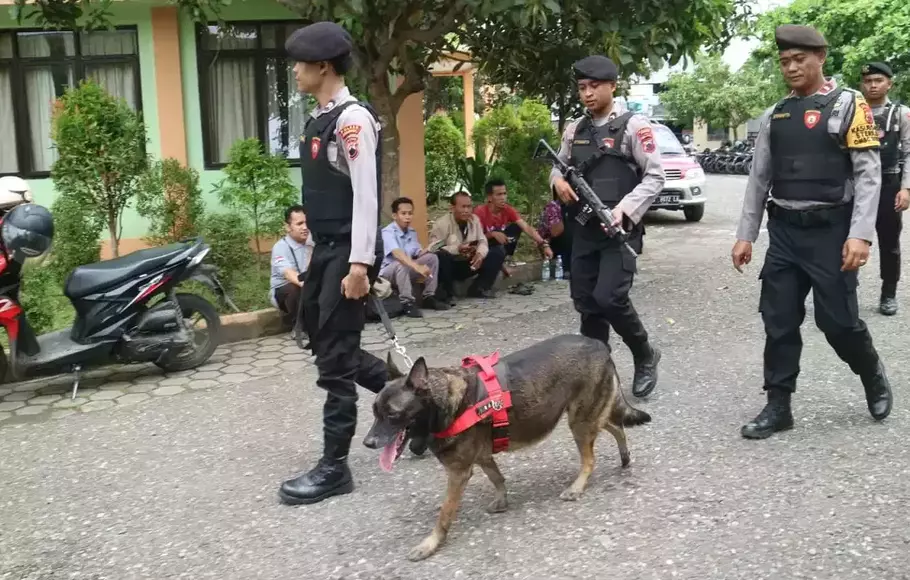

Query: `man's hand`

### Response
(490, 231, 508, 245)
(414, 263, 432, 279)
(554, 177, 578, 204)
(341, 264, 370, 299)
(542, 245, 554, 260)
(842, 238, 870, 271)
(896, 189, 910, 212)
(458, 243, 473, 256)
(610, 207, 627, 227)
(731, 240, 753, 273)
(470, 253, 483, 270)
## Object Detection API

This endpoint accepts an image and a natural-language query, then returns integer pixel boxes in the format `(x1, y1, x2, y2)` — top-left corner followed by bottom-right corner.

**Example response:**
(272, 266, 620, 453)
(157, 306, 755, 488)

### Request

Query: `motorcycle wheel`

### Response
(154, 293, 222, 373)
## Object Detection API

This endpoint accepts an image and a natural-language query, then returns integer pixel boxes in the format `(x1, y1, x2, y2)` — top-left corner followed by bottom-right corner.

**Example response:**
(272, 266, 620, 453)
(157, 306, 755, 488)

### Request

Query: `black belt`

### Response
(312, 233, 351, 246)
(767, 201, 852, 228)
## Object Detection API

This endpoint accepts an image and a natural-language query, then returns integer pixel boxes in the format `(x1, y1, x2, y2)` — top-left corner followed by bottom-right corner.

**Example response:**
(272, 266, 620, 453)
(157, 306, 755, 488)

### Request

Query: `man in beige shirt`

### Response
(430, 191, 507, 301)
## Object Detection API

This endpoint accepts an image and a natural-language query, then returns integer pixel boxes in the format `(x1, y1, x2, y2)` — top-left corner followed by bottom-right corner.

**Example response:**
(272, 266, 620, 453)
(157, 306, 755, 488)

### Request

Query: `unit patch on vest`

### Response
(602, 137, 615, 148)
(636, 127, 655, 153)
(310, 137, 321, 159)
(339, 124, 361, 160)
(804, 110, 821, 129)
(846, 99, 881, 149)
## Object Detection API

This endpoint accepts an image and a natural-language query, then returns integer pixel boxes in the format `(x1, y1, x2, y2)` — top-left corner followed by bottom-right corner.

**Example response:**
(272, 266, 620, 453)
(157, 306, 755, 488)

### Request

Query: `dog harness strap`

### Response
(433, 352, 513, 453)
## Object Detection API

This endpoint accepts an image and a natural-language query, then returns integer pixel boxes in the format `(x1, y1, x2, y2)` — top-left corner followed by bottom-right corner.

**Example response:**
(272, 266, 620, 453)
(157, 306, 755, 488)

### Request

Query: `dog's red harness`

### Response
(433, 352, 513, 453)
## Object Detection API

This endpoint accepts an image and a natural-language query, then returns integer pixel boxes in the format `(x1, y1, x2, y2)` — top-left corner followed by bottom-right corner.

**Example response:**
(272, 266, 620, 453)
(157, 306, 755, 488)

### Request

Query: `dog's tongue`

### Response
(379, 431, 405, 473)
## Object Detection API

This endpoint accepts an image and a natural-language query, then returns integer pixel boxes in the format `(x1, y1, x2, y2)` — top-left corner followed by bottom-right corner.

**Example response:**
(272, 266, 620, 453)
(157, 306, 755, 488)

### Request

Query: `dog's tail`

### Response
(609, 365, 652, 428)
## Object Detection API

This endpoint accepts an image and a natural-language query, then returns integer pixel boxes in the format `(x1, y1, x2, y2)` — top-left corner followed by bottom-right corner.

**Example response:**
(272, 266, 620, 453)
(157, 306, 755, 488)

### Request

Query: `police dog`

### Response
(362, 333, 652, 561)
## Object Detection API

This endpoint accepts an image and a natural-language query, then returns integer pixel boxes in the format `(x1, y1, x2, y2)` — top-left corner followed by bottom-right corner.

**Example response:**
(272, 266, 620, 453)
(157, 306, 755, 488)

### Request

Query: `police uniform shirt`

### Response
(871, 99, 910, 186)
(548, 101, 666, 223)
(736, 78, 883, 243)
(305, 85, 382, 265)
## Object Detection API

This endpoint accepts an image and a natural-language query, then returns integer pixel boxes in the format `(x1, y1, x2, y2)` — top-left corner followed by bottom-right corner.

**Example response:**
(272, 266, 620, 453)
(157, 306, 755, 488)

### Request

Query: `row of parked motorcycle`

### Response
(693, 140, 755, 175)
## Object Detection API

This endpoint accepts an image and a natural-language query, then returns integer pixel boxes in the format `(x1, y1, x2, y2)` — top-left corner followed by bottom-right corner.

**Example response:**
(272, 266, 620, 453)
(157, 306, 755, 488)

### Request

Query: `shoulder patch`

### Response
(845, 95, 880, 149)
(636, 127, 656, 154)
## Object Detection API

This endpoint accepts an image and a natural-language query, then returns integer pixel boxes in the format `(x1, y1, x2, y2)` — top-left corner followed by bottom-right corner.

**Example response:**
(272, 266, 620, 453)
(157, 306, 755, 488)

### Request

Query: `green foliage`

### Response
(19, 263, 61, 336)
(660, 53, 780, 131)
(749, 0, 910, 103)
(457, 156, 503, 203)
(136, 158, 206, 246)
(471, 99, 559, 217)
(199, 212, 254, 287)
(212, 138, 297, 257)
(50, 79, 151, 257)
(48, 192, 103, 285)
(464, 0, 751, 126)
(424, 113, 465, 205)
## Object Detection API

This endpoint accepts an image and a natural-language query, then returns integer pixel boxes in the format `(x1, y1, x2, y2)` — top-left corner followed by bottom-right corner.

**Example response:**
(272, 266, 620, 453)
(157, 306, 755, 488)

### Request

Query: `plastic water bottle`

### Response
(555, 256, 564, 280)
(541, 258, 551, 281)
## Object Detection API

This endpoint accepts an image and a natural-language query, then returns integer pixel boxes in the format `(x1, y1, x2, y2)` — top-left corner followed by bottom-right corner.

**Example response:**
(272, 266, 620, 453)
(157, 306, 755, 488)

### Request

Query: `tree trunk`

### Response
(108, 213, 119, 258)
(370, 79, 401, 222)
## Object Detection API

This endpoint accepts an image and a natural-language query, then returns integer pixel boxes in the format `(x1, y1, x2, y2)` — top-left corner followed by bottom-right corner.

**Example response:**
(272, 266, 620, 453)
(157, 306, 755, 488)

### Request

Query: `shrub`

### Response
(136, 158, 206, 246)
(212, 138, 298, 257)
(424, 113, 465, 205)
(19, 262, 60, 335)
(199, 212, 253, 287)
(50, 79, 152, 258)
(48, 192, 103, 285)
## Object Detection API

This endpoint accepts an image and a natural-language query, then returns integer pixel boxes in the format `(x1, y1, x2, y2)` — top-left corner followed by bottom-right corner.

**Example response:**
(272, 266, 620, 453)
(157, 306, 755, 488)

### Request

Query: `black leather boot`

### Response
(632, 345, 661, 397)
(741, 388, 794, 439)
(278, 456, 354, 505)
(861, 361, 893, 421)
(879, 283, 898, 316)
(409, 435, 429, 456)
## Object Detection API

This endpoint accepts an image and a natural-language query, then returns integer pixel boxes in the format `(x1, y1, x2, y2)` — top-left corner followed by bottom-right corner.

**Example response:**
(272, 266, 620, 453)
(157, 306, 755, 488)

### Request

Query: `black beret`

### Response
(573, 55, 618, 82)
(774, 24, 828, 51)
(861, 61, 893, 78)
(285, 21, 352, 63)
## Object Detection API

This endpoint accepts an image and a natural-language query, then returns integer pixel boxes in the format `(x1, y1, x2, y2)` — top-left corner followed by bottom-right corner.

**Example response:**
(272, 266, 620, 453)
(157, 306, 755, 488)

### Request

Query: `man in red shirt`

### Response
(474, 178, 553, 270)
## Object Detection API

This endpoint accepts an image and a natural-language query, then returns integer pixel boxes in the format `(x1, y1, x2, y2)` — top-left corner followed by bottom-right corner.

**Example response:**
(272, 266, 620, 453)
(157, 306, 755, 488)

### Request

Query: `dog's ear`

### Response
(405, 357, 430, 393)
(386, 351, 405, 380)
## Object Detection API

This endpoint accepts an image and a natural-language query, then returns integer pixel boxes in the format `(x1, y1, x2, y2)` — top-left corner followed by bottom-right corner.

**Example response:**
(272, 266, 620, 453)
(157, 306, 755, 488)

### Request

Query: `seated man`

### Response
(537, 195, 573, 279)
(269, 205, 314, 331)
(430, 191, 506, 300)
(474, 178, 553, 270)
(380, 196, 450, 317)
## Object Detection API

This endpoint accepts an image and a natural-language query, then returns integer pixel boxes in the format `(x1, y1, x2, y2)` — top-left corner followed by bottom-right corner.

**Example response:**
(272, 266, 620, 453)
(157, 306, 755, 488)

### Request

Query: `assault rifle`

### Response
(533, 139, 638, 258)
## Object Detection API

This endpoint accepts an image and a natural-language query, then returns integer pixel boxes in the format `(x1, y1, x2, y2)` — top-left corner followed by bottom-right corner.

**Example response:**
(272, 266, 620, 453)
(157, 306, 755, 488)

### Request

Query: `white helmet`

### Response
(0, 176, 33, 212)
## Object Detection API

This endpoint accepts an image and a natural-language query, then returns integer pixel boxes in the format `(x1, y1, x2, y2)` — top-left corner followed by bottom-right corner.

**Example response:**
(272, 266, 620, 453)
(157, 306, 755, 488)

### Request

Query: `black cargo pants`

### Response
(569, 220, 649, 358)
(875, 173, 903, 296)
(301, 237, 387, 460)
(759, 203, 881, 392)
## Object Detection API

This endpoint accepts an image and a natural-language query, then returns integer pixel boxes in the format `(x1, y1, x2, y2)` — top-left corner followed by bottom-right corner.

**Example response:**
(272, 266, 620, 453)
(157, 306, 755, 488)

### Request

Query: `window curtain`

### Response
(0, 68, 17, 173)
(83, 30, 139, 110)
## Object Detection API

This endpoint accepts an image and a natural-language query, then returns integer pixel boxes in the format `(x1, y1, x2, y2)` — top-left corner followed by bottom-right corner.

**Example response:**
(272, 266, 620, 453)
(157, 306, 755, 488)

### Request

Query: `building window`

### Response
(197, 21, 316, 168)
(706, 122, 728, 142)
(0, 27, 142, 177)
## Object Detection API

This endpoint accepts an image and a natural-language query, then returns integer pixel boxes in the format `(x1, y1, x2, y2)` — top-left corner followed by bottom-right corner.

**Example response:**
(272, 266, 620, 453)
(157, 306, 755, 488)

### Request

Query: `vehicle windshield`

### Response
(652, 125, 686, 156)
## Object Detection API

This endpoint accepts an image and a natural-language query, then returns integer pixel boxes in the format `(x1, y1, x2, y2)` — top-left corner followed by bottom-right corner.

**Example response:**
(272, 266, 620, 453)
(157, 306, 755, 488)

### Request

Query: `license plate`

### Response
(658, 195, 680, 204)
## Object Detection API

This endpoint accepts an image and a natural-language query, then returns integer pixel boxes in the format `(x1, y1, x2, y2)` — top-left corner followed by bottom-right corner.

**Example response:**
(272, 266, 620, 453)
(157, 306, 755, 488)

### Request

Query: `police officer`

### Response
(278, 21, 390, 505)
(732, 25, 893, 439)
(859, 62, 910, 315)
(550, 55, 666, 397)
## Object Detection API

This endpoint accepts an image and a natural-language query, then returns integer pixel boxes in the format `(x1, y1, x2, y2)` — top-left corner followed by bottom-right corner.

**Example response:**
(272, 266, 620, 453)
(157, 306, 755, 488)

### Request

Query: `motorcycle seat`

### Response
(64, 243, 191, 299)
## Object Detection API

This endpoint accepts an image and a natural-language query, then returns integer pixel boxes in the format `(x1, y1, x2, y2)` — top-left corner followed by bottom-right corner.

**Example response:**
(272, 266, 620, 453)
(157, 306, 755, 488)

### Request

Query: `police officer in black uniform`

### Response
(859, 62, 910, 315)
(550, 55, 666, 397)
(278, 21, 390, 505)
(732, 25, 894, 439)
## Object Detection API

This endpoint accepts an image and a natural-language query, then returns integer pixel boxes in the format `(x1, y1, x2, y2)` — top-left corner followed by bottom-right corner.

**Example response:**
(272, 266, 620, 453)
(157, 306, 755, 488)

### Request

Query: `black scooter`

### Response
(0, 216, 238, 398)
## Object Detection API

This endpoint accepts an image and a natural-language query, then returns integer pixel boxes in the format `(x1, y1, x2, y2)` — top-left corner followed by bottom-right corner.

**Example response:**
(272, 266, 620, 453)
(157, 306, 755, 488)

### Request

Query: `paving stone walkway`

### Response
(0, 280, 570, 427)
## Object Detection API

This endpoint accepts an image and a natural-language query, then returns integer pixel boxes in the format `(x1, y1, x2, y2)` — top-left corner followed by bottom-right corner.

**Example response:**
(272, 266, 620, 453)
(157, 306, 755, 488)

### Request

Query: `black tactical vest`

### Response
(300, 100, 383, 238)
(874, 103, 902, 173)
(568, 112, 641, 207)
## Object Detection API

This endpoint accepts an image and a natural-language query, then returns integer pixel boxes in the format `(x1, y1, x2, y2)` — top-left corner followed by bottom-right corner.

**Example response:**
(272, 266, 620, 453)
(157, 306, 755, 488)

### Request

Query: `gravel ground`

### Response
(2, 175, 910, 580)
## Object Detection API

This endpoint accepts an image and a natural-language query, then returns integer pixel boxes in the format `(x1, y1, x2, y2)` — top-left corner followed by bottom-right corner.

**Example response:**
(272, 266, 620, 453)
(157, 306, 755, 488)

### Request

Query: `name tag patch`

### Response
(772, 112, 790, 120)
(573, 139, 591, 145)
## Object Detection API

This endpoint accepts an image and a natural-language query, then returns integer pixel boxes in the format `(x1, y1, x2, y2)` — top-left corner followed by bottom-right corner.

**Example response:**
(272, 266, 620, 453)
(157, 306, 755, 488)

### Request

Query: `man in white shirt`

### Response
(270, 204, 314, 329)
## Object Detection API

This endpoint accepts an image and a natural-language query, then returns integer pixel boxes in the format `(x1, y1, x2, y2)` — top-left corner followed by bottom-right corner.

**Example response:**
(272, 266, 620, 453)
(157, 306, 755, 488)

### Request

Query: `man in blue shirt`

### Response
(270, 205, 314, 330)
(380, 197, 450, 317)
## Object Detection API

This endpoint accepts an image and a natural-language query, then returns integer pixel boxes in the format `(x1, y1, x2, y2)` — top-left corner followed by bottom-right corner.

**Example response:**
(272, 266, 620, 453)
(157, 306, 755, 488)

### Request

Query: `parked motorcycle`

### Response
(0, 202, 238, 399)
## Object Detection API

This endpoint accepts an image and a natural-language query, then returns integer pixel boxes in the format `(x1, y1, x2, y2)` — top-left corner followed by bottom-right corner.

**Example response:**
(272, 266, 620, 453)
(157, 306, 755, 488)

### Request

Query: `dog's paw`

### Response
(486, 497, 508, 514)
(407, 539, 439, 562)
(620, 452, 631, 468)
(559, 488, 583, 502)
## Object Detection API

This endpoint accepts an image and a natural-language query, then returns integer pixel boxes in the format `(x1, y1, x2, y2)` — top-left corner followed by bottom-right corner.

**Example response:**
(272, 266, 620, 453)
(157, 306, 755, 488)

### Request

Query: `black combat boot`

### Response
(279, 443, 354, 505)
(741, 388, 794, 439)
(632, 345, 661, 398)
(861, 361, 893, 421)
(879, 285, 898, 316)
(409, 435, 429, 456)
